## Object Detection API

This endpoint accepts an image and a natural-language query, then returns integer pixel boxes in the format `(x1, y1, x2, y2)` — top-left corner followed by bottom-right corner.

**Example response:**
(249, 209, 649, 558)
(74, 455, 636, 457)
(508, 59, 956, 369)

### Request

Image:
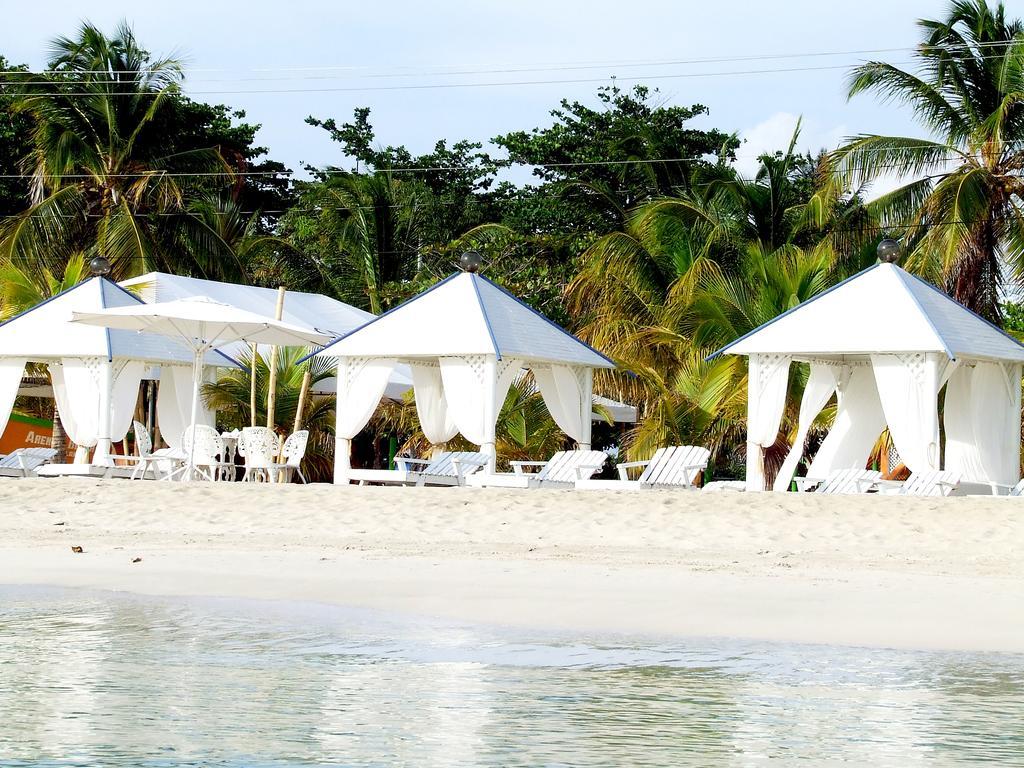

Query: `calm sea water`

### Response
(0, 586, 1022, 767)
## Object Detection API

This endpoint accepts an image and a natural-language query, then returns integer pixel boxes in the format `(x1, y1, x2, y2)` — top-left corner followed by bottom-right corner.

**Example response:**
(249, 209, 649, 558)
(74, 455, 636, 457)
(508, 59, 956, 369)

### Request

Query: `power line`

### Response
(0, 61, 929, 97)
(2, 38, 1019, 80)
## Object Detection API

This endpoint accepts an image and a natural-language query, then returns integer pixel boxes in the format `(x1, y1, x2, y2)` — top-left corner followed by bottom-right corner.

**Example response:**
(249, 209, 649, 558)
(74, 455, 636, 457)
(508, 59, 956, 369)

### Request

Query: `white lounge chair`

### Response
(793, 468, 882, 494)
(894, 470, 961, 496)
(1008, 478, 1024, 496)
(467, 450, 608, 489)
(575, 446, 710, 490)
(348, 451, 489, 486)
(0, 447, 58, 478)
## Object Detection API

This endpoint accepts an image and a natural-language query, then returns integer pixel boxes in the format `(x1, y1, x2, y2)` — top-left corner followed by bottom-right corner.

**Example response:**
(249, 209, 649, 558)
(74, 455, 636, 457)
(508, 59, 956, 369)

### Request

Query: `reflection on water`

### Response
(1, 586, 1022, 766)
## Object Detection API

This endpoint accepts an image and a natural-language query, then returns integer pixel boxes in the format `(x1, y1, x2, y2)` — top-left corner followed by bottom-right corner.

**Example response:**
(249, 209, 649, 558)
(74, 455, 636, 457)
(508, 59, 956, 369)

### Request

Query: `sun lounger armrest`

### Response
(395, 457, 430, 471)
(615, 459, 650, 481)
(793, 476, 824, 492)
(451, 457, 486, 481)
(574, 463, 606, 480)
(511, 461, 547, 475)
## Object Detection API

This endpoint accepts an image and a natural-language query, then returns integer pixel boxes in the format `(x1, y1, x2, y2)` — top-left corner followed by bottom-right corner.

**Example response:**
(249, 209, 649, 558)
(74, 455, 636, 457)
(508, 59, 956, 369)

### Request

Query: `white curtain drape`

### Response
(745, 353, 791, 491)
(945, 362, 1021, 487)
(438, 355, 521, 446)
(410, 362, 458, 444)
(157, 365, 213, 450)
(807, 365, 886, 478)
(110, 361, 145, 443)
(0, 358, 27, 443)
(773, 363, 838, 491)
(333, 356, 397, 483)
(51, 358, 104, 451)
(871, 352, 950, 473)
(534, 363, 593, 445)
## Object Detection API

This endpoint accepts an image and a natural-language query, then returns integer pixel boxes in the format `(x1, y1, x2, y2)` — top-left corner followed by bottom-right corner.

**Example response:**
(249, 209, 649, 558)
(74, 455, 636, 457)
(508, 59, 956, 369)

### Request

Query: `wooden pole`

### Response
(293, 368, 312, 433)
(265, 286, 287, 431)
(249, 343, 259, 427)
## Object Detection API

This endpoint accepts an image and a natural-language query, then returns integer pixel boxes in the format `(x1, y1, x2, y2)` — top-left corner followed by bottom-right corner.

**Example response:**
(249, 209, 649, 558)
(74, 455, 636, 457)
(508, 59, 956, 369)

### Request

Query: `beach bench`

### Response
(575, 446, 710, 490)
(894, 470, 961, 496)
(794, 468, 882, 494)
(348, 451, 489, 486)
(467, 450, 608, 489)
(0, 447, 58, 478)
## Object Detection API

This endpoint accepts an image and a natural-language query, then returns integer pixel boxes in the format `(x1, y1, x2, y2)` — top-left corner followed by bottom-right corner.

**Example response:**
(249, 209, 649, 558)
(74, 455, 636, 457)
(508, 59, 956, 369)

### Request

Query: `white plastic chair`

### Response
(272, 430, 309, 483)
(576, 446, 710, 489)
(239, 426, 278, 482)
(467, 450, 608, 489)
(178, 425, 227, 482)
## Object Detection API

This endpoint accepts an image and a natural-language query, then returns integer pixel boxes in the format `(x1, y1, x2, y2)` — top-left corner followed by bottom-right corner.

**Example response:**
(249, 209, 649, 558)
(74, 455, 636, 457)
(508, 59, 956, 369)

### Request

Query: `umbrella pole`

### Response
(186, 348, 203, 482)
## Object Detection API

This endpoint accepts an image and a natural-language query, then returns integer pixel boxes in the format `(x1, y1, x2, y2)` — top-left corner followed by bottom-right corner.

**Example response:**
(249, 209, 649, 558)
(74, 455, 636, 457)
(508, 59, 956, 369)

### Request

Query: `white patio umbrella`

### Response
(71, 296, 332, 479)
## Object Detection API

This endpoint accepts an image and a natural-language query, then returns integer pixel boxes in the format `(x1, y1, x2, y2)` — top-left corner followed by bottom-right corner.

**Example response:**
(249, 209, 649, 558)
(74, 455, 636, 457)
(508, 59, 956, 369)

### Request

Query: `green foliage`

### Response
(830, 0, 1024, 320)
(0, 56, 33, 216)
(494, 85, 740, 231)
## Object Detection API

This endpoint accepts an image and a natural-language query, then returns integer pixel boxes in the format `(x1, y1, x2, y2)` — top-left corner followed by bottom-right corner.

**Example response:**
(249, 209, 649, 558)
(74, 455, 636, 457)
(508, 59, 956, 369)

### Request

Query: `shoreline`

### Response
(1, 479, 1022, 653)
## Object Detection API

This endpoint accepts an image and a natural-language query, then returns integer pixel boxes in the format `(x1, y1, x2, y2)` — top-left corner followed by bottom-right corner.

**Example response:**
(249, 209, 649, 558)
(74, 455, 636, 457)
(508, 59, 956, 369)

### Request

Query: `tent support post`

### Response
(95, 361, 114, 466)
(579, 367, 593, 450)
(334, 437, 351, 485)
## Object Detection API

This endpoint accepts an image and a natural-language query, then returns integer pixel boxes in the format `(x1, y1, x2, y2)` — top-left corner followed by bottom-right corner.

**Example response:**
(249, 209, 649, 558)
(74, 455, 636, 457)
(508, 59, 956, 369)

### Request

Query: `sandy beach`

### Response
(0, 478, 1021, 653)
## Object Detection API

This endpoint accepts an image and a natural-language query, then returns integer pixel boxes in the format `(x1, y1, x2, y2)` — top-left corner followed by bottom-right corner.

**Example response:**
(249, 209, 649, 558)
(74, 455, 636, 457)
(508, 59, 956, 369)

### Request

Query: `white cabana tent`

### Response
(714, 261, 1024, 493)
(120, 271, 413, 399)
(305, 270, 616, 483)
(0, 276, 234, 464)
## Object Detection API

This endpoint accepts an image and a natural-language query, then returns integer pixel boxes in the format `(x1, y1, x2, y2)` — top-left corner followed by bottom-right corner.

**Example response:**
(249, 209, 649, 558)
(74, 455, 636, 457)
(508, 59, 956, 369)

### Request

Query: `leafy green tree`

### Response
(0, 56, 33, 216)
(278, 171, 423, 312)
(830, 0, 1024, 320)
(307, 108, 499, 246)
(494, 85, 740, 231)
(0, 21, 242, 280)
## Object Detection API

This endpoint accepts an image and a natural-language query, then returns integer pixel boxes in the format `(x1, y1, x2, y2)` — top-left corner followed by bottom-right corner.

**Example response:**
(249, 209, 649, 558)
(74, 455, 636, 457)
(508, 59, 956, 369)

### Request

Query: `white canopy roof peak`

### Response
(715, 262, 1024, 364)
(310, 271, 615, 369)
(0, 276, 234, 366)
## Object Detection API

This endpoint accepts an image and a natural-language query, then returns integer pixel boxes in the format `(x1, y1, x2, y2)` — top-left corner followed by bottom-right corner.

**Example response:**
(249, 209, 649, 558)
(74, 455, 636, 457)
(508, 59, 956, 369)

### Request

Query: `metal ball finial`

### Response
(876, 238, 901, 264)
(89, 255, 112, 276)
(460, 250, 483, 273)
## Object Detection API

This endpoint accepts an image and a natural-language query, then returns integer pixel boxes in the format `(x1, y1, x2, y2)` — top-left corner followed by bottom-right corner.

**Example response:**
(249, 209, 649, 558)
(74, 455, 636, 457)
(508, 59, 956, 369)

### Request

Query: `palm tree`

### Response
(0, 21, 240, 280)
(280, 171, 423, 312)
(202, 346, 336, 481)
(565, 131, 851, 470)
(830, 0, 1024, 320)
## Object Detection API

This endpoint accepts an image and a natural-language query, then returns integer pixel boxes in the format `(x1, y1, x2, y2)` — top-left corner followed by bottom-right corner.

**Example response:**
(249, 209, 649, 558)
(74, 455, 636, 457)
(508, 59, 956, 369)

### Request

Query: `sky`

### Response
(1, 0, 993, 186)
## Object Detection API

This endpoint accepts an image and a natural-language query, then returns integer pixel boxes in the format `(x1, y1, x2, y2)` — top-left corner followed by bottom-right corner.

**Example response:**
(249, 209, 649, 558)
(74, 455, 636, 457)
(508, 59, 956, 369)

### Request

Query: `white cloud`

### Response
(735, 112, 847, 178)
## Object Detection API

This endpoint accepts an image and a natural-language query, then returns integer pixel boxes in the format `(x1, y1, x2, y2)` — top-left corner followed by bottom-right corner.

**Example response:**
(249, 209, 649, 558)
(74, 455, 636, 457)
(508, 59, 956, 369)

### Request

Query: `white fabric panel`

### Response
(773, 363, 838, 491)
(871, 353, 949, 472)
(110, 361, 145, 442)
(745, 353, 791, 491)
(535, 364, 590, 443)
(335, 357, 397, 439)
(807, 365, 887, 478)
(54, 358, 104, 449)
(410, 363, 459, 444)
(439, 355, 496, 446)
(157, 365, 209, 449)
(0, 358, 26, 442)
(332, 357, 396, 484)
(945, 363, 1021, 487)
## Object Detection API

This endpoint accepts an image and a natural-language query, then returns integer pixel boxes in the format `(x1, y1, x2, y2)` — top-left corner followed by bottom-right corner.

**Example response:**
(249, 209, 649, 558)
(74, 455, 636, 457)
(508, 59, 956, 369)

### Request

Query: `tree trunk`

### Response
(49, 404, 67, 462)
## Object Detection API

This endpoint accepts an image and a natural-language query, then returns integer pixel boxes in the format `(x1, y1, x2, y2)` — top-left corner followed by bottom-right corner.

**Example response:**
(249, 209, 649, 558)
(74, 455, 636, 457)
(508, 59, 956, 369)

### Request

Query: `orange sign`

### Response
(0, 412, 53, 453)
